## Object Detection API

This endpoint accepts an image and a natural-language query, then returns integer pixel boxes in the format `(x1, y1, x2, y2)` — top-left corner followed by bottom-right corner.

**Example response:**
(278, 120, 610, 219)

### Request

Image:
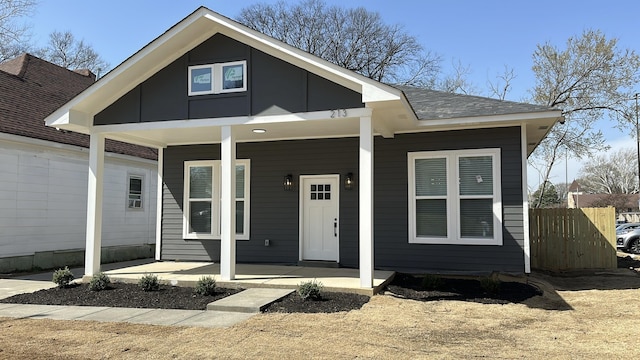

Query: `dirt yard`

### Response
(1, 272, 639, 359)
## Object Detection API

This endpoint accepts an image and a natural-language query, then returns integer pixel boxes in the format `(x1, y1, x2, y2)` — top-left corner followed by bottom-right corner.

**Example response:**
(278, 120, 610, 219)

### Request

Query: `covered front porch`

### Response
(94, 260, 395, 296)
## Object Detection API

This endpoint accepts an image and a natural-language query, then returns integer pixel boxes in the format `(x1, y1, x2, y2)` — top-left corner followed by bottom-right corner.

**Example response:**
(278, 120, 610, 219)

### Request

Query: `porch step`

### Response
(297, 260, 339, 268)
(207, 288, 294, 313)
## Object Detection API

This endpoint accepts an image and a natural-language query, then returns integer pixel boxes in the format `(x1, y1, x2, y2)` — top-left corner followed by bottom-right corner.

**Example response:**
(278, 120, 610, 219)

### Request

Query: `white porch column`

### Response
(85, 133, 105, 276)
(359, 116, 374, 288)
(155, 147, 164, 261)
(220, 126, 237, 280)
(521, 126, 531, 273)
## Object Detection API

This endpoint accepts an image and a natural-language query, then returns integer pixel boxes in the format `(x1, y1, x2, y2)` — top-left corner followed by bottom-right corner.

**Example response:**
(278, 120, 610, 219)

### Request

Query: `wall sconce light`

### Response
(344, 172, 354, 190)
(283, 174, 294, 191)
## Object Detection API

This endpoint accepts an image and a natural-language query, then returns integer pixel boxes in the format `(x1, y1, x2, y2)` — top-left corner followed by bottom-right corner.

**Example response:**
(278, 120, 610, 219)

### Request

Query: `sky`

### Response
(20, 0, 640, 189)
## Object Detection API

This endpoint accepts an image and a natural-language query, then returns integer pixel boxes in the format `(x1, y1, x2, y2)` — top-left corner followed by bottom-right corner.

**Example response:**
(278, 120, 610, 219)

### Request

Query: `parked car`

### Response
(616, 228, 640, 254)
(616, 222, 640, 236)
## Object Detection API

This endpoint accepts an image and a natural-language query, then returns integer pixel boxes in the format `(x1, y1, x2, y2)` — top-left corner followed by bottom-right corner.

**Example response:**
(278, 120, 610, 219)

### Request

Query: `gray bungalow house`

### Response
(45, 7, 561, 289)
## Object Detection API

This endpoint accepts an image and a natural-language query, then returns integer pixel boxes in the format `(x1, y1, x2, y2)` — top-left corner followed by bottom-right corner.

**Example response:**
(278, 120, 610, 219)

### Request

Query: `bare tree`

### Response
(34, 30, 110, 76)
(237, 0, 441, 86)
(528, 29, 640, 207)
(578, 148, 638, 194)
(437, 59, 478, 95)
(487, 65, 516, 100)
(0, 0, 35, 62)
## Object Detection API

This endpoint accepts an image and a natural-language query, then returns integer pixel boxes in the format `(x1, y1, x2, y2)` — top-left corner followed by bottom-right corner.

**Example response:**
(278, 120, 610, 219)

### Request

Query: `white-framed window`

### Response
(408, 149, 502, 245)
(188, 60, 247, 96)
(183, 159, 250, 240)
(127, 175, 144, 209)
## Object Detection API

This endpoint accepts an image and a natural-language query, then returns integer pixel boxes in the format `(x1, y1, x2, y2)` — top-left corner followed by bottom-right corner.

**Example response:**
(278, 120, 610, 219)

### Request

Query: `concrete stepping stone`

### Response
(207, 288, 294, 313)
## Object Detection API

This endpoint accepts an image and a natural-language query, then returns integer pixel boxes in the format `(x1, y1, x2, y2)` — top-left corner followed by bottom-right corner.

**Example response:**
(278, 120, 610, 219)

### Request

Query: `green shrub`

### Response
(194, 276, 217, 296)
(138, 273, 160, 292)
(297, 279, 323, 301)
(421, 274, 444, 290)
(480, 276, 501, 294)
(88, 272, 111, 291)
(52, 266, 74, 288)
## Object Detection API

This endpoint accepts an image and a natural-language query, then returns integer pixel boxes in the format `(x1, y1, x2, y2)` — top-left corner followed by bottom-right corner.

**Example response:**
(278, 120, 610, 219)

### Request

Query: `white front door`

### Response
(301, 175, 339, 261)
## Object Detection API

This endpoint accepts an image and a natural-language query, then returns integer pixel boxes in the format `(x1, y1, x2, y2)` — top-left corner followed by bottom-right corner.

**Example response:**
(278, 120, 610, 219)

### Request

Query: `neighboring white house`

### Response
(0, 54, 158, 273)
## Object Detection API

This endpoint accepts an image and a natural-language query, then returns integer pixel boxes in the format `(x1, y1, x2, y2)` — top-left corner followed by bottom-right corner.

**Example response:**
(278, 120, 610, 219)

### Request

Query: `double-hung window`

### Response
(127, 175, 143, 209)
(183, 160, 250, 240)
(408, 149, 502, 245)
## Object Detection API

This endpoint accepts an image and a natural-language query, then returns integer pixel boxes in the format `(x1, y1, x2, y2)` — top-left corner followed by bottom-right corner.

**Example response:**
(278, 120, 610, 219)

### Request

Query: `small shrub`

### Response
(297, 279, 323, 301)
(194, 276, 217, 296)
(480, 276, 501, 294)
(421, 274, 444, 290)
(138, 273, 160, 292)
(88, 272, 111, 291)
(52, 266, 74, 288)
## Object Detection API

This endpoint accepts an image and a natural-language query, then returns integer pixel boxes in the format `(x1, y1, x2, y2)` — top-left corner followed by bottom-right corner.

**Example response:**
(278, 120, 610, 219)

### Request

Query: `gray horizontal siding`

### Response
(160, 127, 526, 273)
(373, 127, 525, 273)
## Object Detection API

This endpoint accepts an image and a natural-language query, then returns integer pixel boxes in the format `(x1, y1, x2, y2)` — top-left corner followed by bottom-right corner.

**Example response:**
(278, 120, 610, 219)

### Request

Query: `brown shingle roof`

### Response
(0, 53, 157, 160)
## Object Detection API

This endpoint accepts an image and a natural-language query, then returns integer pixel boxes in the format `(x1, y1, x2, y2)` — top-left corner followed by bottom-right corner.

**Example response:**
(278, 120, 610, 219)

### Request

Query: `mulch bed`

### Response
(262, 291, 370, 313)
(617, 254, 640, 272)
(0, 274, 543, 313)
(0, 282, 242, 310)
(385, 273, 542, 305)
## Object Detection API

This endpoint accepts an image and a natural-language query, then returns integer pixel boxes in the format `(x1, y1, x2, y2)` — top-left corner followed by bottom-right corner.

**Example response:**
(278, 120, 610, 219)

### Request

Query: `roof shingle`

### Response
(0, 53, 157, 160)
(394, 85, 553, 120)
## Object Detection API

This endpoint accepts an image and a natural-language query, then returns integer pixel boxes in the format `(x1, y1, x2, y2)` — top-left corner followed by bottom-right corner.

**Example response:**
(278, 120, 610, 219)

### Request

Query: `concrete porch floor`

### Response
(96, 261, 396, 296)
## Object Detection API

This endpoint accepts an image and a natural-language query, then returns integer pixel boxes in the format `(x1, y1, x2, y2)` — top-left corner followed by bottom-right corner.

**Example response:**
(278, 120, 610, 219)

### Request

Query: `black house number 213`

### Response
(330, 109, 348, 118)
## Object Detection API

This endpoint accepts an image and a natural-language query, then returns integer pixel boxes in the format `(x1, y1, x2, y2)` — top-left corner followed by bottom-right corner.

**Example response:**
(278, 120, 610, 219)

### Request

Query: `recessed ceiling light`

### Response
(252, 129, 266, 134)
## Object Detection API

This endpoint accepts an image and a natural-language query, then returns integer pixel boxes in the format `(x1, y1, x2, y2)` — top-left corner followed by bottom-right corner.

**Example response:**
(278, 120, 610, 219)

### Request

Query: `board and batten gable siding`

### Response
(94, 34, 363, 126)
(0, 138, 157, 258)
(161, 138, 359, 264)
(161, 126, 525, 273)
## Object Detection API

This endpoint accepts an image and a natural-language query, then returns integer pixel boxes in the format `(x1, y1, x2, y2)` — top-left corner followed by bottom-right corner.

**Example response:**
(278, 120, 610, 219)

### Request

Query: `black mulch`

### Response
(0, 283, 242, 310)
(385, 273, 542, 305)
(618, 254, 640, 272)
(262, 291, 370, 313)
(0, 274, 543, 314)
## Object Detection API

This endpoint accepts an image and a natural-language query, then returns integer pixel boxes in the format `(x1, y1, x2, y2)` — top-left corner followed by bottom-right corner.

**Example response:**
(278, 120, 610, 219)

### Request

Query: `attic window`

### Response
(188, 60, 247, 96)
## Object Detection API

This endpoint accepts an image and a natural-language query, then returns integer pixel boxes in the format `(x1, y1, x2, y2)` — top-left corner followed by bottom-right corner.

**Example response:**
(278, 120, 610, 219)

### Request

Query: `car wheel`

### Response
(628, 238, 640, 254)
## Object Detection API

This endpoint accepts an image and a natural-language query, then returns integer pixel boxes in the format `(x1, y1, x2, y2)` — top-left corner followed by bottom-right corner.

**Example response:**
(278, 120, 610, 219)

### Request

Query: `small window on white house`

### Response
(188, 61, 247, 96)
(128, 175, 143, 209)
(183, 160, 250, 240)
(408, 149, 502, 245)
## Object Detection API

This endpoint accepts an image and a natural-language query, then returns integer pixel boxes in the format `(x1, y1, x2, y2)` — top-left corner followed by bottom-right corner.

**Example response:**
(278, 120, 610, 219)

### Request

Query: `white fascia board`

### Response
(93, 108, 373, 134)
(416, 110, 562, 128)
(45, 109, 91, 133)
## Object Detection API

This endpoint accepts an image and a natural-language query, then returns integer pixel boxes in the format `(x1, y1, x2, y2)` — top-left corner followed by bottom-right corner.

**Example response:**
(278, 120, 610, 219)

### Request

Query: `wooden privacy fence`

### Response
(529, 207, 617, 271)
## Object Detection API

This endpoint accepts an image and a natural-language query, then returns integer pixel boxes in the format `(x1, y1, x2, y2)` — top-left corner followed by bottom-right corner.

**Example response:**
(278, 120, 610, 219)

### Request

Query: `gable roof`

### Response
(0, 54, 157, 160)
(44, 7, 561, 156)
